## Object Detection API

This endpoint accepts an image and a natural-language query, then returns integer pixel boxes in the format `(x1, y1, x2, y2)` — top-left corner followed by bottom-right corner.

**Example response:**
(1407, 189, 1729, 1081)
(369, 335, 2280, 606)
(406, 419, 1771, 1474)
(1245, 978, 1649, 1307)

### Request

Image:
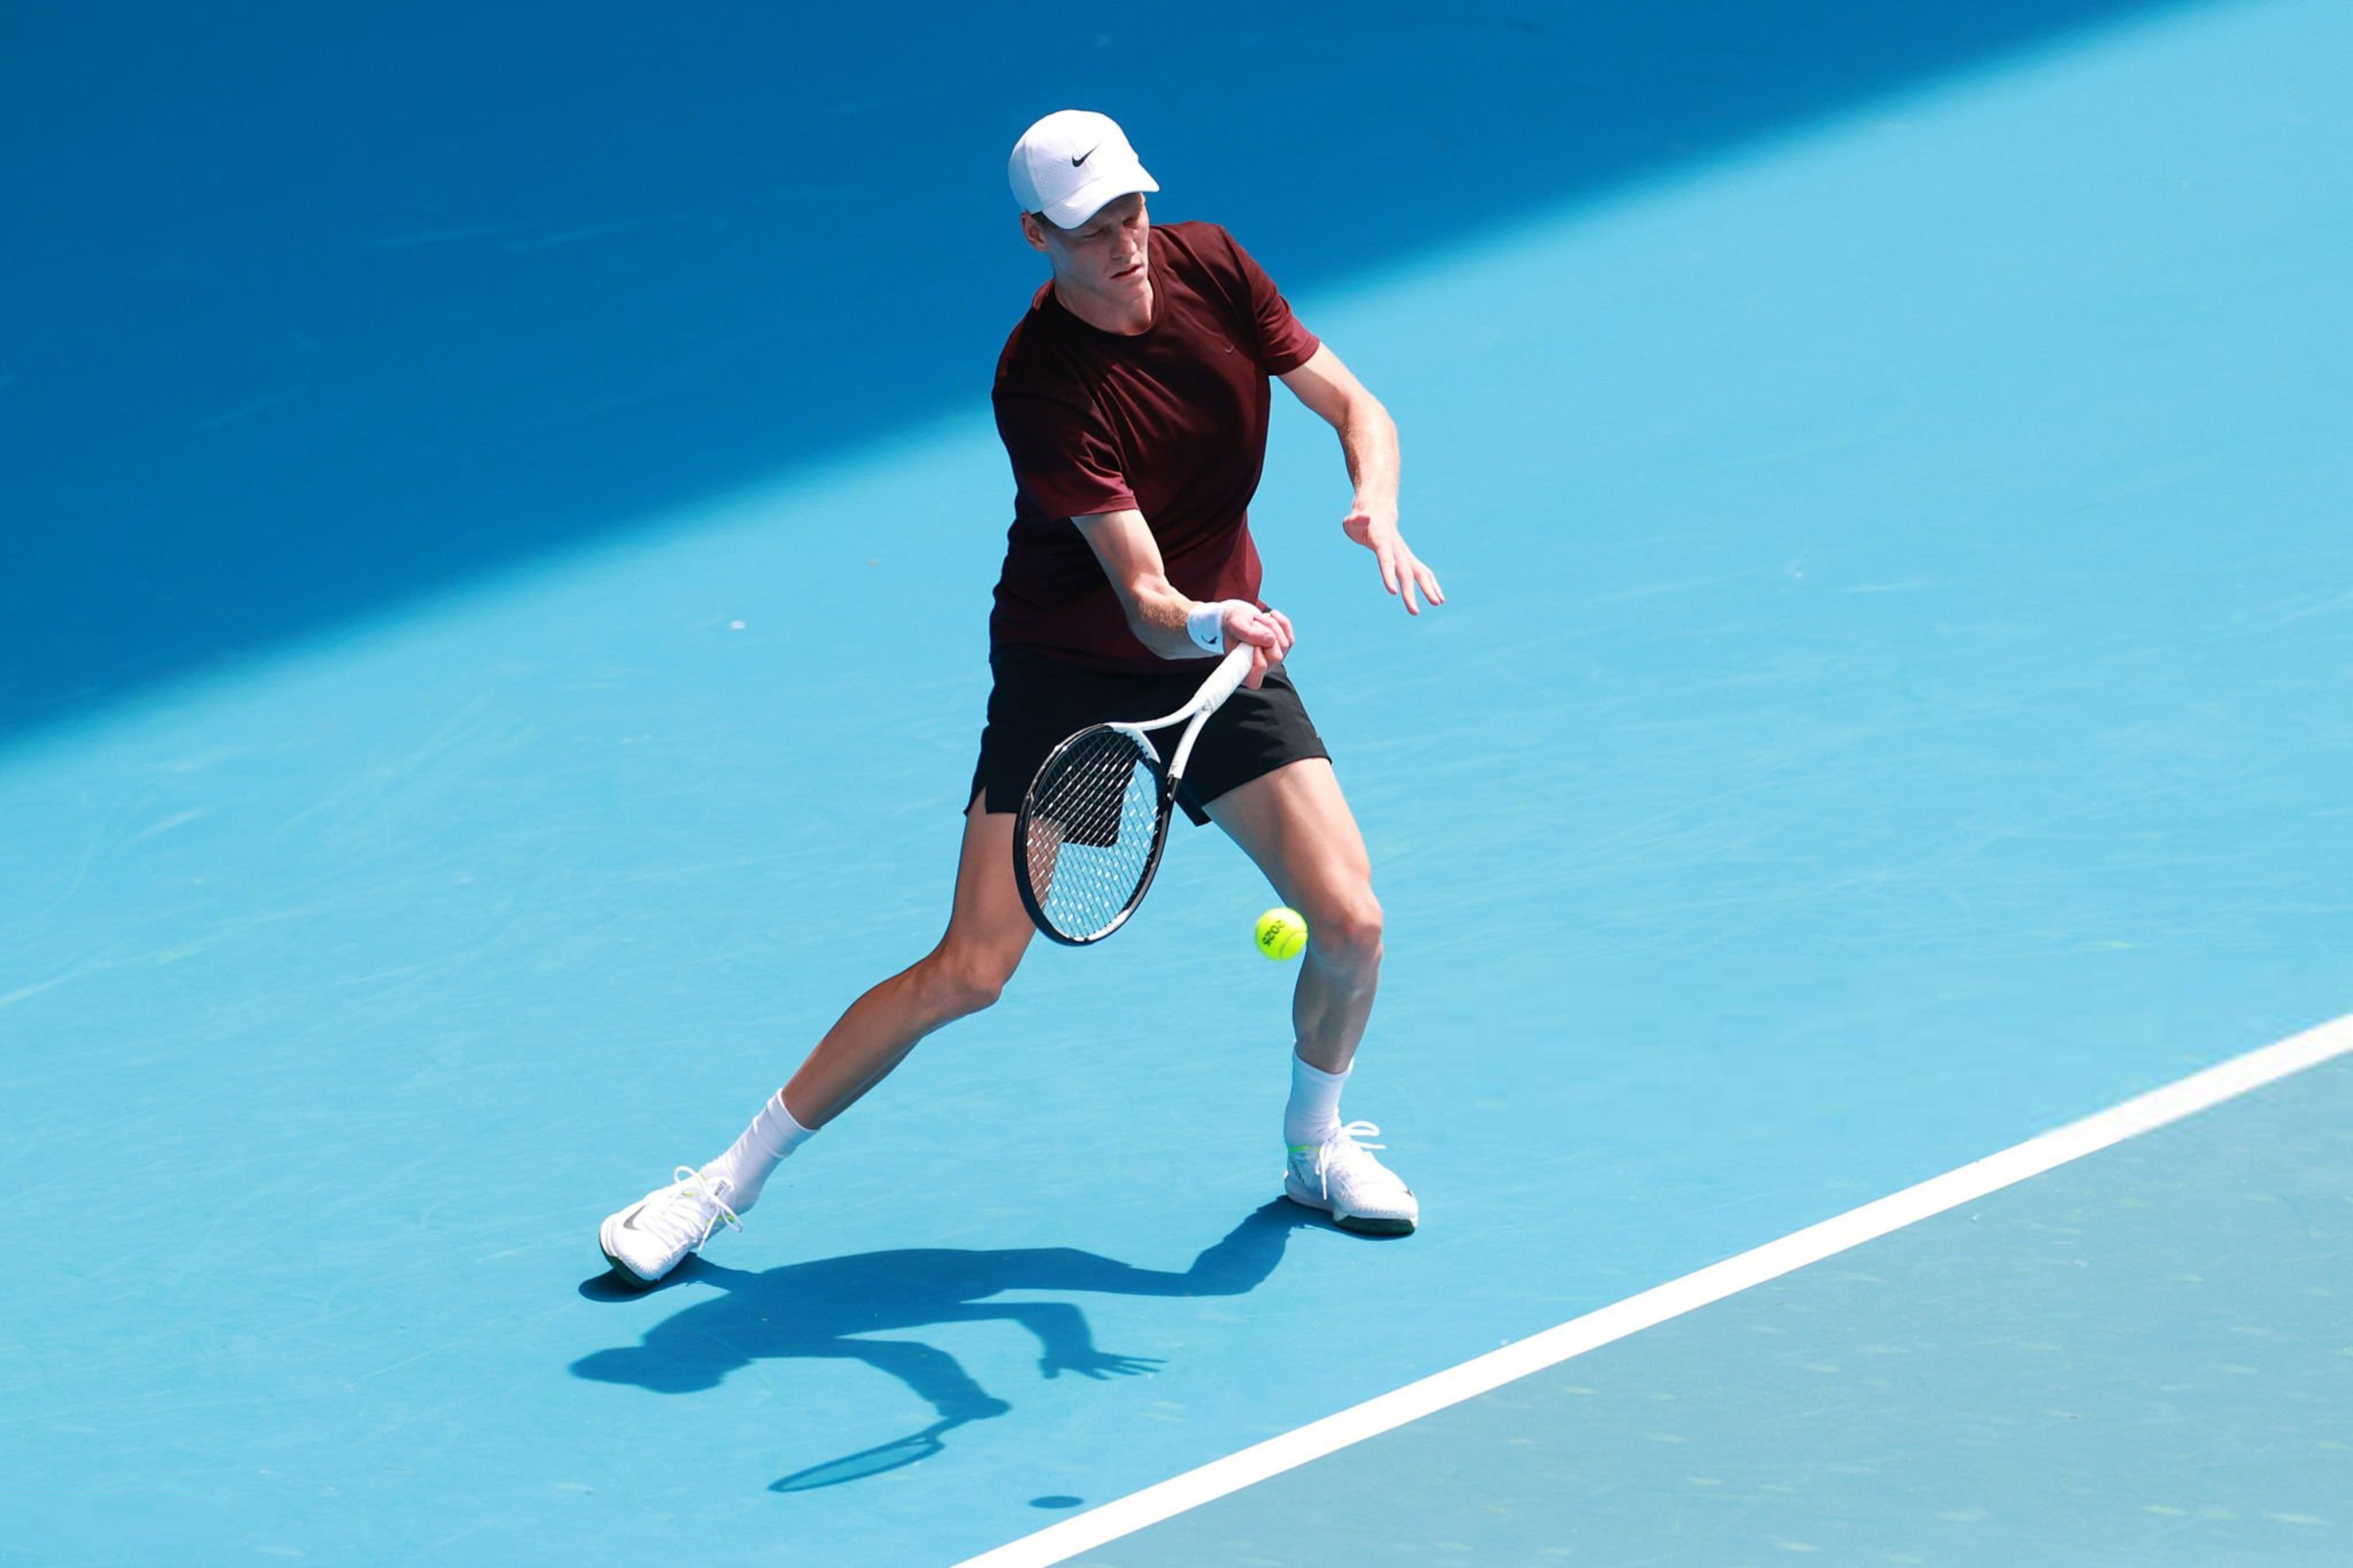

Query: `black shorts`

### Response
(970, 645, 1330, 825)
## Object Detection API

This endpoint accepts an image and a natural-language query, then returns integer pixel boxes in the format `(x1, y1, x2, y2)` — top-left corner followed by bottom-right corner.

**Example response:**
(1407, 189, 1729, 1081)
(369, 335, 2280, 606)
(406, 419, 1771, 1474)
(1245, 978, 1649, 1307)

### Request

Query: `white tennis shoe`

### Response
(1284, 1121, 1418, 1235)
(599, 1165, 742, 1287)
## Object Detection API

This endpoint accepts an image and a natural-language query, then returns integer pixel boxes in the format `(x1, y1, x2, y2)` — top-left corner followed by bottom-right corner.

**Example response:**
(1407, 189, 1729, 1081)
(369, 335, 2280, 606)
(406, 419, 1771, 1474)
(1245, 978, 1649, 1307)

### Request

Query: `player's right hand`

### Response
(1221, 601, 1295, 687)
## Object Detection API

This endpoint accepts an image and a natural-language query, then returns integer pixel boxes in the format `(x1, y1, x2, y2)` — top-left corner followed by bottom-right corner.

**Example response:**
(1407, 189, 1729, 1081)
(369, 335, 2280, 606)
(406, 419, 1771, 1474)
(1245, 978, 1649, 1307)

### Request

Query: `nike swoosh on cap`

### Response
(1071, 144, 1097, 167)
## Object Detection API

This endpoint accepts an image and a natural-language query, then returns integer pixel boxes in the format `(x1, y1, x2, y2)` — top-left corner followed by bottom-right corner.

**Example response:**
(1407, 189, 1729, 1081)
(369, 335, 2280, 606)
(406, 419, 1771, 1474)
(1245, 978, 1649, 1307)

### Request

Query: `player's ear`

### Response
(1020, 211, 1053, 253)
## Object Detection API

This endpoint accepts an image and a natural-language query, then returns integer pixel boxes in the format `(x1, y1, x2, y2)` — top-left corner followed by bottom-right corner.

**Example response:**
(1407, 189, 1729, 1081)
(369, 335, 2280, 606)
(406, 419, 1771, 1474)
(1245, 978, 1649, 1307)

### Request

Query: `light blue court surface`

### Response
(5, 1, 2351, 1563)
(1076, 1055, 2353, 1566)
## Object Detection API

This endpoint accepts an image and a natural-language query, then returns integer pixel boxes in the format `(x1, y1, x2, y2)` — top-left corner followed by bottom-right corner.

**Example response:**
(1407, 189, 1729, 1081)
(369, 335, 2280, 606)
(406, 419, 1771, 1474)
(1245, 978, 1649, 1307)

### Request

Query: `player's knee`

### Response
(922, 947, 1016, 1019)
(1309, 891, 1384, 971)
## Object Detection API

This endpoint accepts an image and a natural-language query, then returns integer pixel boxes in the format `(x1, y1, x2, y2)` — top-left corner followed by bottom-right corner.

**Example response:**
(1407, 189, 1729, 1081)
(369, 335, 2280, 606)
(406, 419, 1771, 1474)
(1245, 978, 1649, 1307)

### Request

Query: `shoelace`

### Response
(1297, 1121, 1386, 1199)
(642, 1164, 743, 1254)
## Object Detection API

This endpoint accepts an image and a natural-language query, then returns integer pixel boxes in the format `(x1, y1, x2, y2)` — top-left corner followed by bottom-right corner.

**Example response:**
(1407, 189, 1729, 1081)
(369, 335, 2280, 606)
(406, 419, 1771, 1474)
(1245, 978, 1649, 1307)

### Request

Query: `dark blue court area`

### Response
(5, 2, 2350, 1563)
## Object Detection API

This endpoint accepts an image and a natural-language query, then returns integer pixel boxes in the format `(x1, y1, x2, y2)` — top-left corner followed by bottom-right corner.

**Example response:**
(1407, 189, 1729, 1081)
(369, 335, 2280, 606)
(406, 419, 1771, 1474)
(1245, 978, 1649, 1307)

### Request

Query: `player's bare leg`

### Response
(1207, 759, 1383, 1073)
(600, 799, 1033, 1284)
(1209, 759, 1416, 1233)
(781, 798, 1035, 1125)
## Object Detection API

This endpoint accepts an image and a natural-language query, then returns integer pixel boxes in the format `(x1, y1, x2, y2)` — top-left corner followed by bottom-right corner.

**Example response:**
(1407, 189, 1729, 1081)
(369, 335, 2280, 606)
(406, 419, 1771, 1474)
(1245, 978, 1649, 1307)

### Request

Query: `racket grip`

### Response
(1198, 644, 1256, 713)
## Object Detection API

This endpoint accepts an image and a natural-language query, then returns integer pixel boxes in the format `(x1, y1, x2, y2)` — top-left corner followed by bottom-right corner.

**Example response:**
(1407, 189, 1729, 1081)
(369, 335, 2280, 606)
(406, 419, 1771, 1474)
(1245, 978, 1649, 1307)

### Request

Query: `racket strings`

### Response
(1024, 727, 1162, 940)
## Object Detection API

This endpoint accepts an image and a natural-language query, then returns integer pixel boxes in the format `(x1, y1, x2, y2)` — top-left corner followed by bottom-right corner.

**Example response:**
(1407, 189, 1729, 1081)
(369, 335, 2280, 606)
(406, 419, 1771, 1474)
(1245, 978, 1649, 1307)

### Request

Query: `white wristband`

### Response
(1185, 601, 1229, 654)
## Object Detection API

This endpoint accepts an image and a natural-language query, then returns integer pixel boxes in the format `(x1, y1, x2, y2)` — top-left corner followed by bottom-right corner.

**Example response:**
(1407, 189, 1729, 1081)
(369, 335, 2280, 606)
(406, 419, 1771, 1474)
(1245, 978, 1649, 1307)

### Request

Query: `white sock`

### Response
(1284, 1051, 1349, 1148)
(701, 1091, 815, 1213)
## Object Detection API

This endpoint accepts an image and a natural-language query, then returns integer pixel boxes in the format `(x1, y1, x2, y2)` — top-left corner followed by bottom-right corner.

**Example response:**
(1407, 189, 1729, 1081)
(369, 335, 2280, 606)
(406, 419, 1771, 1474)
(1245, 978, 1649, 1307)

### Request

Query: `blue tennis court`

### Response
(6, 1, 2350, 1563)
(1060, 1047, 2353, 1564)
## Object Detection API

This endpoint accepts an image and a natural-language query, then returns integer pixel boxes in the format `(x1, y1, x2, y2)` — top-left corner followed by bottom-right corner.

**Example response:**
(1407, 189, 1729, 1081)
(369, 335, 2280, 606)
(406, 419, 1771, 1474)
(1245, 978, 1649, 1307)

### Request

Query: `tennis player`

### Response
(599, 110, 1444, 1286)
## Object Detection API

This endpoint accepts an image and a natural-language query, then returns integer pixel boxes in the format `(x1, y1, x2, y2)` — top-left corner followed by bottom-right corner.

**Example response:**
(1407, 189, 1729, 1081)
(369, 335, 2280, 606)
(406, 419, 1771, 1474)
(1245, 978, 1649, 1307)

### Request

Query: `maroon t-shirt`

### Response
(989, 221, 1321, 672)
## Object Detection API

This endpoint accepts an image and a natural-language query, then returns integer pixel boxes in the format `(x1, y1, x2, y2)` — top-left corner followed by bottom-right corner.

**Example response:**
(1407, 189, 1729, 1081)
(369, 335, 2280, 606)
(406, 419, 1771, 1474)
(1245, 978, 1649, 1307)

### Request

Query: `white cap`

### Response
(1008, 109, 1159, 229)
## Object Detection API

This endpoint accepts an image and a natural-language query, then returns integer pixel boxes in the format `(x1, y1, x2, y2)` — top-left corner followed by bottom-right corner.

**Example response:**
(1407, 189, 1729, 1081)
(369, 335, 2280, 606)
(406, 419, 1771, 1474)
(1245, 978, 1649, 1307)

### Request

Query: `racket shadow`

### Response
(572, 1199, 1315, 1490)
(767, 1416, 963, 1492)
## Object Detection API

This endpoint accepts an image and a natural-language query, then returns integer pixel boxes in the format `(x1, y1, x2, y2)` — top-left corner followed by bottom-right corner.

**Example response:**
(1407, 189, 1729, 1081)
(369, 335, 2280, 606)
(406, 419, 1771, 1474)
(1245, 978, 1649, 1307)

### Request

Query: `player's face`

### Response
(1031, 194, 1151, 297)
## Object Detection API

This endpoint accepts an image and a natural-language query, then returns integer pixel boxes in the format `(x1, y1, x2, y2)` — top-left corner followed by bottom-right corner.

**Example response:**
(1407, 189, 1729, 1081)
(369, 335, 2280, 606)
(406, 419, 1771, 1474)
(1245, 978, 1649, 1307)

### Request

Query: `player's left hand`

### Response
(1342, 505, 1445, 615)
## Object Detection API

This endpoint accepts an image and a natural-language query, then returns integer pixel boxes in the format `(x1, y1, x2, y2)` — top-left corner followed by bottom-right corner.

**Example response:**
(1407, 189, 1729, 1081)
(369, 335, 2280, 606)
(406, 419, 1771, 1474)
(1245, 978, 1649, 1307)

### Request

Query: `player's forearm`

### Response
(1338, 396, 1401, 521)
(1119, 578, 1215, 661)
(1074, 509, 1225, 661)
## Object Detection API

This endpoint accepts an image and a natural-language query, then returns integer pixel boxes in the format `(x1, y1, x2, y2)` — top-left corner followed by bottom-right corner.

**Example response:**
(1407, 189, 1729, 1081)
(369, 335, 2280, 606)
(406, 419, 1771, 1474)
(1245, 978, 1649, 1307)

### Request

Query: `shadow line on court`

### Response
(5, 0, 2175, 749)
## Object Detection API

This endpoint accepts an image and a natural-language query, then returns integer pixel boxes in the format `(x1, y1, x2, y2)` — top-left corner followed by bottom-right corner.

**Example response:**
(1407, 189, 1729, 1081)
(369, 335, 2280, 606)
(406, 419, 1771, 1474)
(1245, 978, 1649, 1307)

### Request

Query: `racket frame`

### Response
(1013, 646, 1255, 945)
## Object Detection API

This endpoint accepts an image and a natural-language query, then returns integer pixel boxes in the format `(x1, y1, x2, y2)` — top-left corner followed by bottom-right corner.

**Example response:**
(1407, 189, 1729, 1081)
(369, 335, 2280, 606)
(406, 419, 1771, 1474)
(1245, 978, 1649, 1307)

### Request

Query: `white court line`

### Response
(961, 1013, 2353, 1567)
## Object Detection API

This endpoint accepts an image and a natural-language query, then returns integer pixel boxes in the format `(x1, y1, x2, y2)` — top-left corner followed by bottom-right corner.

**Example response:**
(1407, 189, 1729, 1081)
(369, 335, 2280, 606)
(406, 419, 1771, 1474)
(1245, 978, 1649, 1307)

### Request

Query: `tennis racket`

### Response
(1014, 644, 1256, 945)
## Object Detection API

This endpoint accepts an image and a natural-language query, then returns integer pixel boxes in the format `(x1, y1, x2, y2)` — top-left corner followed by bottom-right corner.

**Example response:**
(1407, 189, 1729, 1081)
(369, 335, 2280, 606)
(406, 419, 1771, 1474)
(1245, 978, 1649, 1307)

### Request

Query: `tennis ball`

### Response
(1254, 906, 1308, 961)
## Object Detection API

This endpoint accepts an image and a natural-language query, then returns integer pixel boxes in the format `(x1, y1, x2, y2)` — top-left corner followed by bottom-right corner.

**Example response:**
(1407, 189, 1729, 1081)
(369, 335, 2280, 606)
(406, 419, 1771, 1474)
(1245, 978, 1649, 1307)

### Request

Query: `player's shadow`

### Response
(572, 1199, 1315, 1490)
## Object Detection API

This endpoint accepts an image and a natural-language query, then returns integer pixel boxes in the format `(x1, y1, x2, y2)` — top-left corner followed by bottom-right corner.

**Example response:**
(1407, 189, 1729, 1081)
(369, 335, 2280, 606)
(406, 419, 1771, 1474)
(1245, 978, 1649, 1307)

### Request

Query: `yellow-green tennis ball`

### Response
(1255, 906, 1308, 961)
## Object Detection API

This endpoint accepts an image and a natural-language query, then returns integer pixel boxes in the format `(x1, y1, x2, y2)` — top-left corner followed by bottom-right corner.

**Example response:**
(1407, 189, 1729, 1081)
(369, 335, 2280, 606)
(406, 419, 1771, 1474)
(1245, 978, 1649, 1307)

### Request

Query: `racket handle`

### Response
(1198, 644, 1256, 715)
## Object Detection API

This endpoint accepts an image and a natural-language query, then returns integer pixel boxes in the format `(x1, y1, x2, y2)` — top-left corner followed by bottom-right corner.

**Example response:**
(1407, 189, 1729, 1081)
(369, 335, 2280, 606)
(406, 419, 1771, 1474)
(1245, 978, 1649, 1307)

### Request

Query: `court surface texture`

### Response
(5, 1, 2349, 1563)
